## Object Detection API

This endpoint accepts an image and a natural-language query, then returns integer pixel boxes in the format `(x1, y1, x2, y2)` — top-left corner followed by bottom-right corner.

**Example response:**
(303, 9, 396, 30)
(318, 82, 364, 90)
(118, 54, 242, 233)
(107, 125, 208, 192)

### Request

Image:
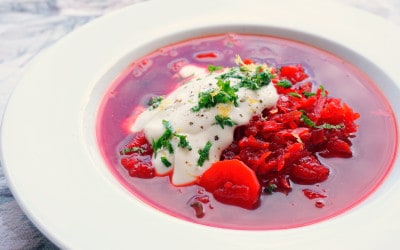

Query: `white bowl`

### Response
(2, 0, 400, 249)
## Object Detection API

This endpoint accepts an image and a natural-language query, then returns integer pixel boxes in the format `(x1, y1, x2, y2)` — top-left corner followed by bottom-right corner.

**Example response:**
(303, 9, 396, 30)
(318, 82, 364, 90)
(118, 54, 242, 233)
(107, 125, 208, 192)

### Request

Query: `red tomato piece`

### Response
(199, 159, 261, 209)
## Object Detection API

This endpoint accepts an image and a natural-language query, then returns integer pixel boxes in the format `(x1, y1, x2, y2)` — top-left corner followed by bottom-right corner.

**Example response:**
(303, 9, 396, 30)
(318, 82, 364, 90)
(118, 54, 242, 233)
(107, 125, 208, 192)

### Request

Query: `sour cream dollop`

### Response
(131, 62, 279, 186)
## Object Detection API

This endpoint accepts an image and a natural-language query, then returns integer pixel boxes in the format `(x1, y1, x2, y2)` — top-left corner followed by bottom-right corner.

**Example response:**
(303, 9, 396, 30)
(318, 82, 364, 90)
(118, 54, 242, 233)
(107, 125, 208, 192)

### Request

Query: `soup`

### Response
(97, 33, 397, 229)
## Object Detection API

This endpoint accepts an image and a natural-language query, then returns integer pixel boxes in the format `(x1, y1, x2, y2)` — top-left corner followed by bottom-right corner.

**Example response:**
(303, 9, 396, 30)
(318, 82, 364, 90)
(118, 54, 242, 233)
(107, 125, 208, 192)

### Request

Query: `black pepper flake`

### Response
(200, 125, 204, 129)
(214, 135, 219, 141)
(189, 121, 194, 126)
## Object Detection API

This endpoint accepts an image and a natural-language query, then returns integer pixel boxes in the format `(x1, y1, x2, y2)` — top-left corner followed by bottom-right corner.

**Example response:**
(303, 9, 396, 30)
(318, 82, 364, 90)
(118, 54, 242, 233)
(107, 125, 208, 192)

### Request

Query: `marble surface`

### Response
(0, 0, 399, 249)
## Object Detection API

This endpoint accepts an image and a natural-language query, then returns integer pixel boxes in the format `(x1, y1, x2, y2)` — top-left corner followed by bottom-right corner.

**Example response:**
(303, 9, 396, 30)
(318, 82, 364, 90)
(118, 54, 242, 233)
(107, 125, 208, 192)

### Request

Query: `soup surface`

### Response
(97, 33, 397, 229)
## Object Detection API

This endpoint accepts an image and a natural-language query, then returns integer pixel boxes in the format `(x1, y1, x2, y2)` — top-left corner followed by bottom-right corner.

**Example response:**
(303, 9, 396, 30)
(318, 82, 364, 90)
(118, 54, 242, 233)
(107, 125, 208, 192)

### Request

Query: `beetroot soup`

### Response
(97, 34, 397, 230)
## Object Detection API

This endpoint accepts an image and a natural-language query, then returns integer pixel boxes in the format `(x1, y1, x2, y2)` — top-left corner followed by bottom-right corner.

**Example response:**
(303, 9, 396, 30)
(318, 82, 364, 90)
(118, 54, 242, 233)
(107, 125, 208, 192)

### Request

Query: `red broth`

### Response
(96, 34, 398, 229)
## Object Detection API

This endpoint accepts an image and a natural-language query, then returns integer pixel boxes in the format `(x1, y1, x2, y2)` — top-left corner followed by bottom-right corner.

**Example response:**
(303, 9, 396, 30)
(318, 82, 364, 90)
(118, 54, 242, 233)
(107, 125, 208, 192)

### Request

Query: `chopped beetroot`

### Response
(120, 131, 155, 178)
(221, 64, 359, 194)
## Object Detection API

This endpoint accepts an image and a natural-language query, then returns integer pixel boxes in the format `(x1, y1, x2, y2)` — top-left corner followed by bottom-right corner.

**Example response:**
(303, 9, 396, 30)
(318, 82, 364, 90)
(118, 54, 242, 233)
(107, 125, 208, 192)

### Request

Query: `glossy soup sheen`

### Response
(97, 33, 398, 229)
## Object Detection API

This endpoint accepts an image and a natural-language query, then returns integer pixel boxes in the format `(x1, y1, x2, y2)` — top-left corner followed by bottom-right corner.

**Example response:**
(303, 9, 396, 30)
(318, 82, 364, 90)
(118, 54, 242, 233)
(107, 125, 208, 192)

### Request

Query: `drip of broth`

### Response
(96, 33, 397, 230)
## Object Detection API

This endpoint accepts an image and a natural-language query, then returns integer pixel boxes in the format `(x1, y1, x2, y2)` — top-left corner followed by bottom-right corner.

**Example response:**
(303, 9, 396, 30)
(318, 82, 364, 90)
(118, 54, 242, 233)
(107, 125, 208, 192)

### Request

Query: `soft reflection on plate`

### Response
(1, 0, 400, 249)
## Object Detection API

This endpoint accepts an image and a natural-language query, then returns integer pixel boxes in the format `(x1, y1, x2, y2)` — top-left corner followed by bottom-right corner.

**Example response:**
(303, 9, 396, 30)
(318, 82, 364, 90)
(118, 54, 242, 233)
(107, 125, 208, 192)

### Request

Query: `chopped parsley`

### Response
(288, 92, 302, 98)
(319, 85, 327, 97)
(160, 156, 172, 167)
(303, 91, 316, 98)
(300, 113, 316, 128)
(208, 65, 224, 73)
(239, 67, 272, 90)
(217, 68, 243, 80)
(214, 115, 237, 128)
(192, 65, 276, 112)
(175, 134, 192, 151)
(300, 112, 345, 130)
(197, 141, 212, 166)
(152, 120, 192, 158)
(152, 120, 174, 157)
(277, 79, 292, 88)
(264, 183, 277, 194)
(191, 79, 238, 112)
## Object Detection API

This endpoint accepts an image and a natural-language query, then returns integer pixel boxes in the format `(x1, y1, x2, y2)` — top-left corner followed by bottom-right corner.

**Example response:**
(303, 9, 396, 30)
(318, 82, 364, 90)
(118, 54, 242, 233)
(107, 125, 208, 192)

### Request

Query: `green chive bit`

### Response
(197, 141, 212, 166)
(161, 156, 172, 167)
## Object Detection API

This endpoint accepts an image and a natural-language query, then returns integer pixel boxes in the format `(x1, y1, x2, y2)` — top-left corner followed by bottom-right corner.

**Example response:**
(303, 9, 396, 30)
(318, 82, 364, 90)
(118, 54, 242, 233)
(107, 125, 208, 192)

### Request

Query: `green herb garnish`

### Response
(214, 115, 237, 128)
(288, 92, 302, 98)
(239, 67, 272, 90)
(319, 85, 327, 97)
(300, 113, 316, 128)
(264, 184, 277, 194)
(152, 120, 192, 158)
(175, 134, 192, 151)
(208, 65, 224, 73)
(303, 91, 316, 98)
(191, 79, 238, 112)
(151, 120, 174, 157)
(277, 79, 292, 88)
(301, 112, 345, 130)
(217, 68, 243, 80)
(197, 141, 212, 166)
(160, 156, 172, 167)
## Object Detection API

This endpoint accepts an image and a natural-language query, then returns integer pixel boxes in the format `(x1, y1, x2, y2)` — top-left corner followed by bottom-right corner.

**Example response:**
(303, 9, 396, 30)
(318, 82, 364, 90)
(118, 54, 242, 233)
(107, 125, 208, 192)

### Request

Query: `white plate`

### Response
(2, 0, 400, 249)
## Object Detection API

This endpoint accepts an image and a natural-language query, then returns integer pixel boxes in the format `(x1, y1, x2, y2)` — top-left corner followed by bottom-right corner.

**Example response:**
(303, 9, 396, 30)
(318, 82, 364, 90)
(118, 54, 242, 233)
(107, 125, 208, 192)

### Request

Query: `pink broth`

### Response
(96, 34, 398, 230)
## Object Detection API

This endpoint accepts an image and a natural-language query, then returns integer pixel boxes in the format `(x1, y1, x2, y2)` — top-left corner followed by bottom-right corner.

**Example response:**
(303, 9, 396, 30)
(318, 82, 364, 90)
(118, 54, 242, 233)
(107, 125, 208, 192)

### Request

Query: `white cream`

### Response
(131, 64, 279, 186)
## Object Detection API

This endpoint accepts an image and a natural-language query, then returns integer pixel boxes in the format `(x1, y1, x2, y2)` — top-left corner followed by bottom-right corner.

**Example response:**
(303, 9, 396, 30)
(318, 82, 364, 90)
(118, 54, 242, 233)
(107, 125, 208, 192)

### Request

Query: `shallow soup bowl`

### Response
(2, 0, 400, 249)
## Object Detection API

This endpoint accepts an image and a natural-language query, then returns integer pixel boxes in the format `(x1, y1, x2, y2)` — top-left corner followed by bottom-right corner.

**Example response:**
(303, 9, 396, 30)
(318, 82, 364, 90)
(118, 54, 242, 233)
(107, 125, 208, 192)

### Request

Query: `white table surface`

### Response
(0, 0, 399, 249)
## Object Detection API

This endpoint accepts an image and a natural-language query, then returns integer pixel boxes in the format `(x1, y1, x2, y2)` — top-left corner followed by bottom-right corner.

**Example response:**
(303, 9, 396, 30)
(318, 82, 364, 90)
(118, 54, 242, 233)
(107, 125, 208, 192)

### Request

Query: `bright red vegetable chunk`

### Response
(198, 159, 261, 209)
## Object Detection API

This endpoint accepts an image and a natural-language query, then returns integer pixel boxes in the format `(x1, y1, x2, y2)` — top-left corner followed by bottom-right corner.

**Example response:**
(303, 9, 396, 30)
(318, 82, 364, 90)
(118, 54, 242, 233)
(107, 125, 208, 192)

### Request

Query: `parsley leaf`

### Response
(191, 79, 238, 112)
(239, 68, 272, 90)
(301, 112, 345, 130)
(217, 68, 243, 80)
(197, 141, 212, 166)
(277, 79, 292, 88)
(161, 156, 172, 167)
(152, 120, 192, 158)
(208, 65, 224, 73)
(175, 134, 192, 151)
(303, 91, 316, 98)
(288, 92, 302, 98)
(319, 85, 327, 97)
(300, 113, 316, 128)
(264, 184, 277, 194)
(152, 120, 174, 157)
(214, 115, 237, 128)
